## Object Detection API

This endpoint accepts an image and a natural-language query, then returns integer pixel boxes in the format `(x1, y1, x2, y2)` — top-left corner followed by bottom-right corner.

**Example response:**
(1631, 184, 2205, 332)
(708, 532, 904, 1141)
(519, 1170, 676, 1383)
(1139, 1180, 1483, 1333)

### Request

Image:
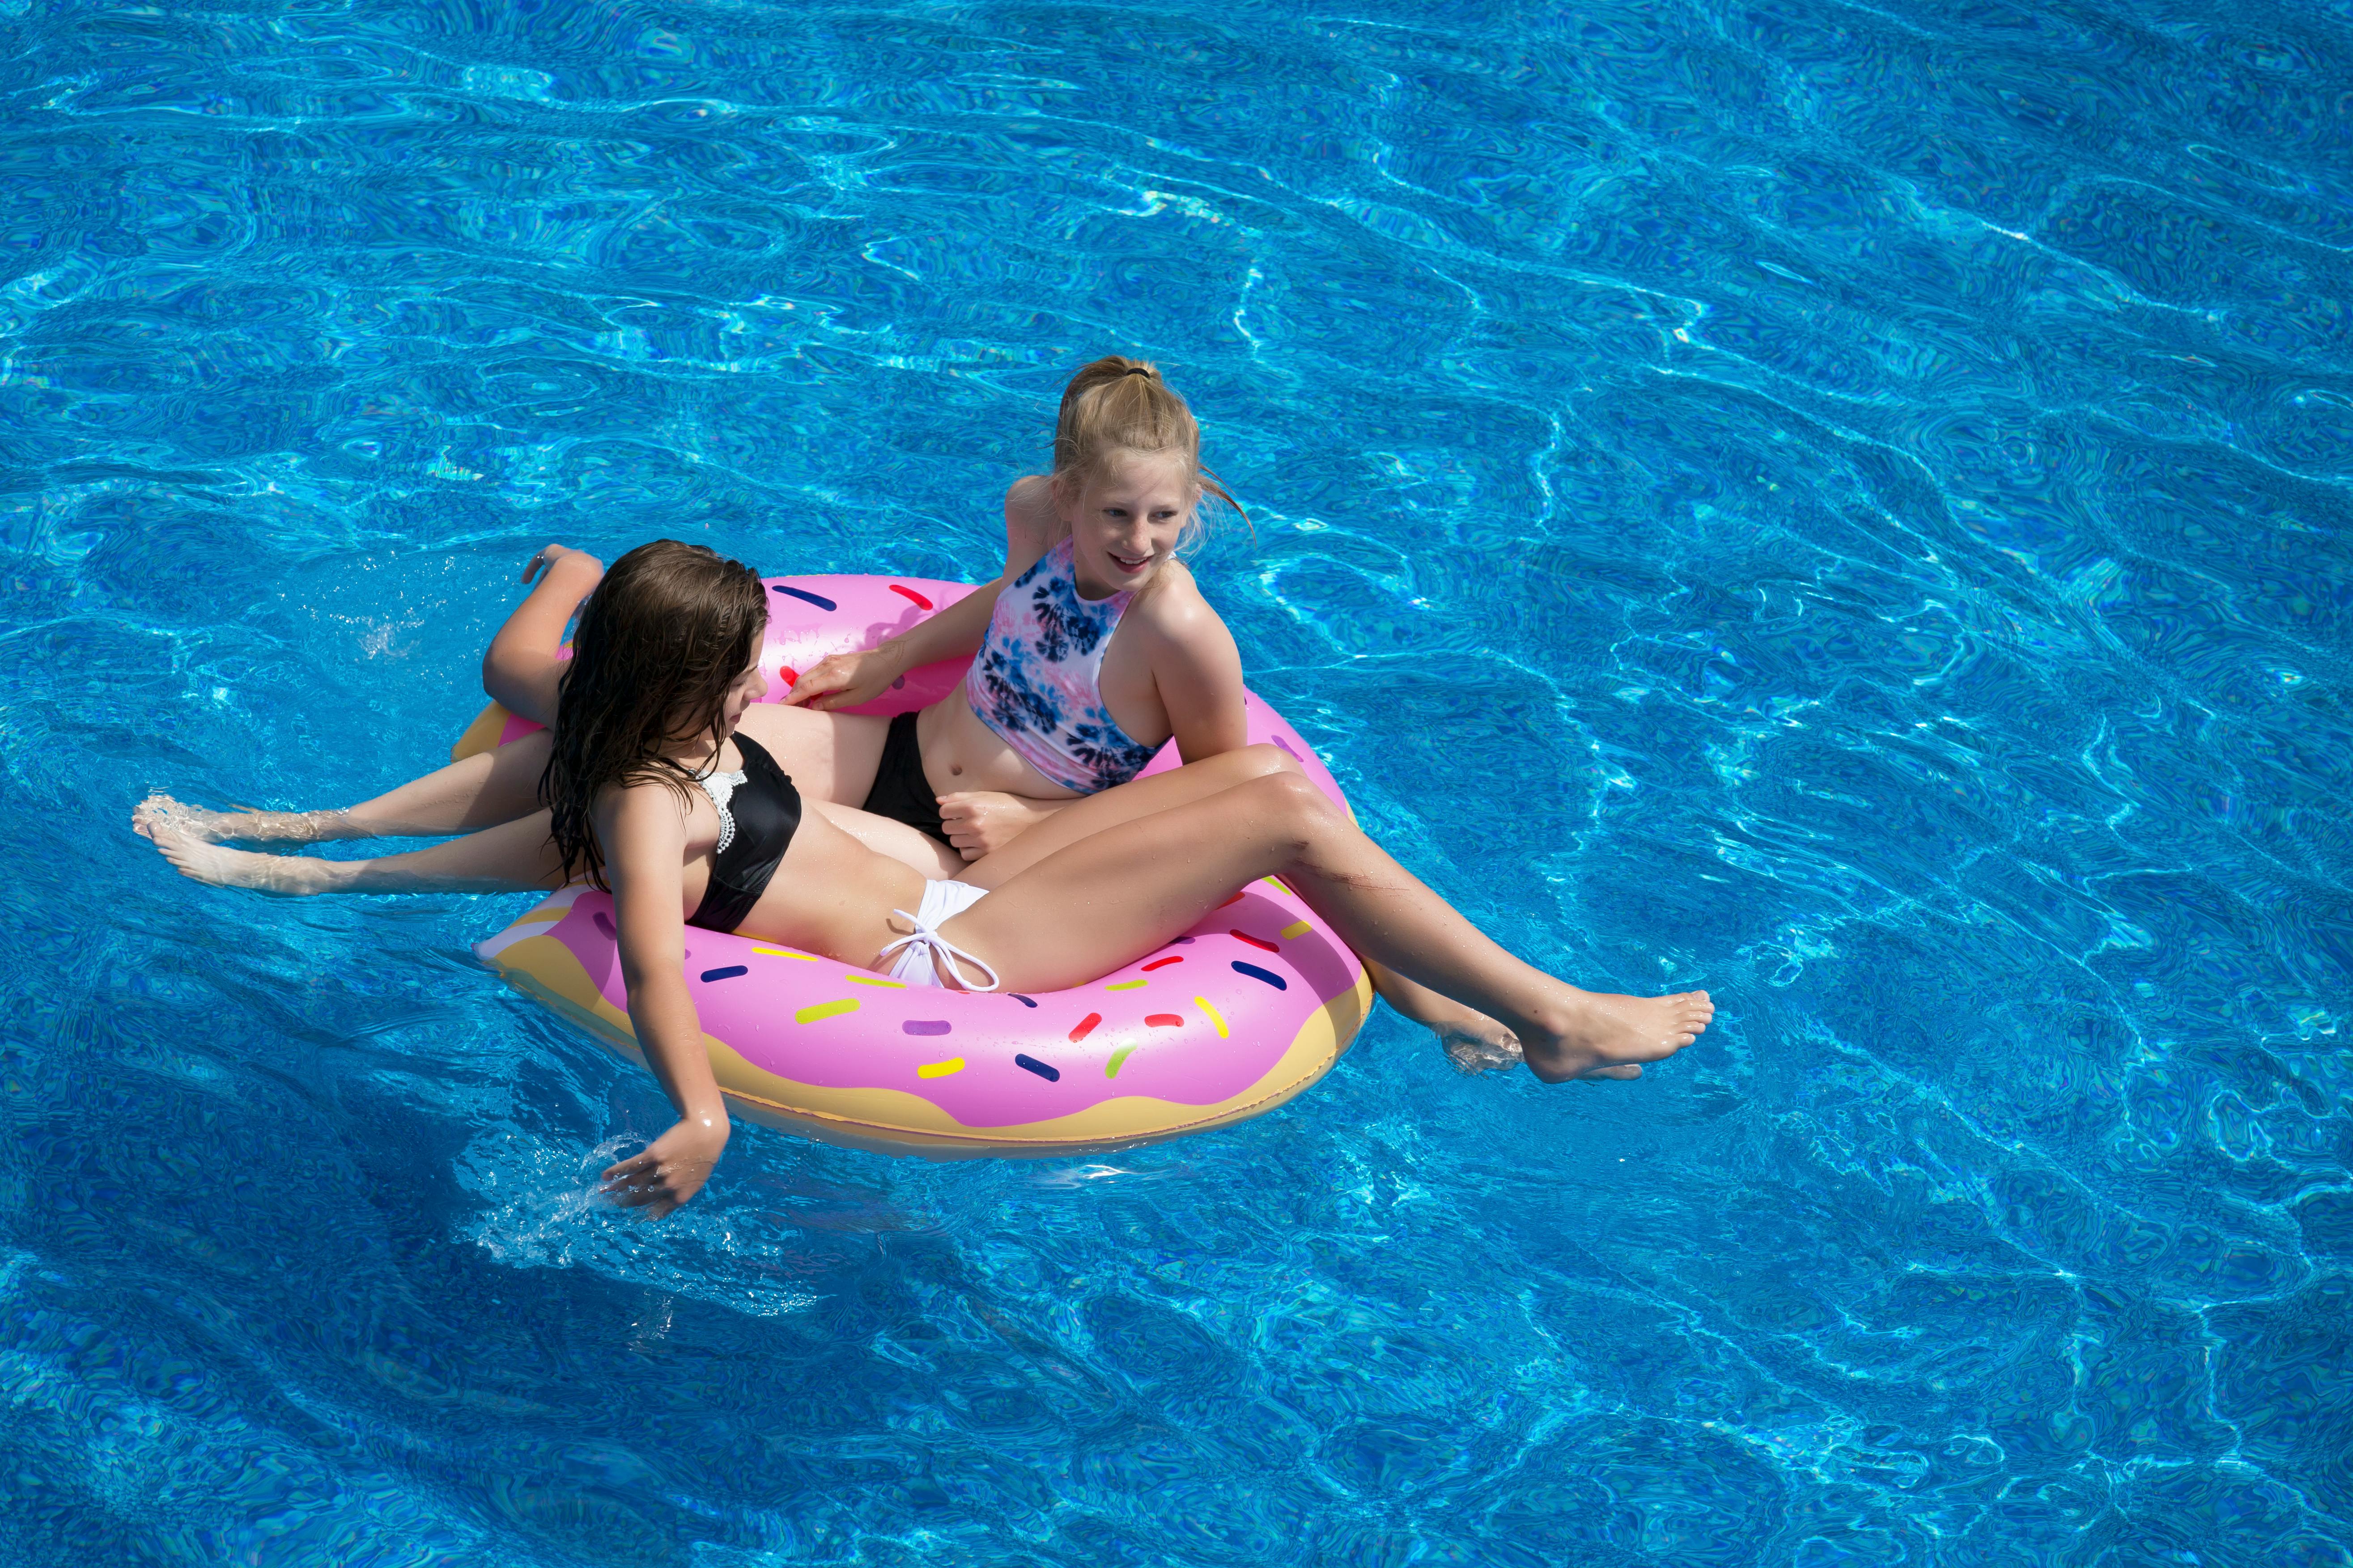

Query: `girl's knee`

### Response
(1240, 769, 1338, 831)
(1219, 742, 1303, 783)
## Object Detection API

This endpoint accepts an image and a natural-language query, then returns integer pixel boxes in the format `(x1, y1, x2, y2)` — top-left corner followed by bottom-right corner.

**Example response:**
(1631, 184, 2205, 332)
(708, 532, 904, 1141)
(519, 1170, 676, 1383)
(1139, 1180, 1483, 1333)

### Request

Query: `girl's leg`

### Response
(958, 745, 1525, 1064)
(136, 733, 557, 844)
(943, 772, 1712, 1083)
(735, 704, 892, 812)
(144, 811, 566, 895)
(957, 744, 1303, 889)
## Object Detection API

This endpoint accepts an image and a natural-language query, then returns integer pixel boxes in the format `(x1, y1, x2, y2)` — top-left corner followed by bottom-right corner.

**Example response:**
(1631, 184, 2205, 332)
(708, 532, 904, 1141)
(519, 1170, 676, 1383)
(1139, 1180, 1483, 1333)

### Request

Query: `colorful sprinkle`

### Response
(889, 584, 934, 610)
(593, 912, 616, 939)
(903, 1020, 952, 1036)
(1068, 1013, 1101, 1043)
(917, 1057, 964, 1078)
(771, 585, 836, 611)
(1105, 979, 1147, 992)
(1014, 1053, 1061, 1082)
(751, 946, 817, 961)
(1009, 994, 1038, 1008)
(1145, 1014, 1184, 1028)
(1196, 996, 1229, 1038)
(1230, 930, 1280, 953)
(1218, 892, 1245, 908)
(699, 966, 748, 983)
(1270, 734, 1299, 759)
(794, 998, 859, 1024)
(1263, 876, 1294, 894)
(845, 974, 906, 989)
(1105, 1045, 1138, 1079)
(1280, 920, 1312, 939)
(1232, 961, 1287, 990)
(777, 665, 799, 687)
(1143, 956, 1185, 971)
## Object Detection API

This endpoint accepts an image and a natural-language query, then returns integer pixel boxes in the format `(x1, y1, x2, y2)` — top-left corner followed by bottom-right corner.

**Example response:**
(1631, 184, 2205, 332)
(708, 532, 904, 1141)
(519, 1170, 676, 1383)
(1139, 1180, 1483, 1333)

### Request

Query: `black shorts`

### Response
(859, 710, 951, 845)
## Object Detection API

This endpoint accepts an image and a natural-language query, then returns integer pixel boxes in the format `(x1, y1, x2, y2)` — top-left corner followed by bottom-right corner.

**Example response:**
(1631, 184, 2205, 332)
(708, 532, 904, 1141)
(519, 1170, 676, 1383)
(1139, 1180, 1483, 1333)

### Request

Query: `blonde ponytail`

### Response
(1050, 356, 1244, 534)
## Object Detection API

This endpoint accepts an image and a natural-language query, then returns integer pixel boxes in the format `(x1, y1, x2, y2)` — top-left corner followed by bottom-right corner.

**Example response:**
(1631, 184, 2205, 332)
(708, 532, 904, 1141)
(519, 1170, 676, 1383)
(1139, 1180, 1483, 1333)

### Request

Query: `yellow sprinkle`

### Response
(917, 1058, 964, 1079)
(794, 999, 859, 1025)
(751, 947, 817, 961)
(1280, 920, 1311, 939)
(1104, 979, 1147, 992)
(1263, 876, 1293, 895)
(1105, 1045, 1137, 1079)
(844, 974, 907, 989)
(1195, 996, 1228, 1039)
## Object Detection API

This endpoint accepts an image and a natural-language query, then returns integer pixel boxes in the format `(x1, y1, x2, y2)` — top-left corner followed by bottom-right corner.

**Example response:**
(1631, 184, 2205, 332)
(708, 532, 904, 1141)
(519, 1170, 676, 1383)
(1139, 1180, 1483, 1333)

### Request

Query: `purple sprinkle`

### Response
(1013, 1053, 1061, 1082)
(700, 965, 748, 983)
(1173, 937, 1195, 945)
(891, 676, 906, 689)
(903, 1020, 951, 1036)
(593, 912, 616, 939)
(1231, 960, 1287, 991)
(1270, 734, 1299, 758)
(770, 585, 837, 611)
(1008, 994, 1037, 1008)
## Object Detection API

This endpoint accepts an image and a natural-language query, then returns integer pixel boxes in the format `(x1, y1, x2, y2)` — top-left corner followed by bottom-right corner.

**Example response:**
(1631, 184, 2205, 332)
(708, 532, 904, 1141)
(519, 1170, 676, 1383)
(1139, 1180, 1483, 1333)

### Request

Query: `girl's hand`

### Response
(779, 647, 904, 711)
(523, 543, 604, 587)
(598, 1114, 730, 1219)
(936, 791, 1066, 860)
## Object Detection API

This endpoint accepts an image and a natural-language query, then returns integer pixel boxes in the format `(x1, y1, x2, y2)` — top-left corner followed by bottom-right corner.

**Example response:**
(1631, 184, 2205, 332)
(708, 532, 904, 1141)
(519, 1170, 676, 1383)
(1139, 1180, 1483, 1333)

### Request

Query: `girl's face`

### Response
(1060, 448, 1197, 598)
(718, 653, 768, 736)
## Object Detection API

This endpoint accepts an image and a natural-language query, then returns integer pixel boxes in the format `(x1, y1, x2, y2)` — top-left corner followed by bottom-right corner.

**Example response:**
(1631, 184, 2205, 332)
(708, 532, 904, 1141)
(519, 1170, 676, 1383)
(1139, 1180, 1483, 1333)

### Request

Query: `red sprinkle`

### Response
(777, 665, 798, 687)
(1229, 931, 1279, 953)
(1218, 892, 1245, 908)
(889, 584, 934, 610)
(1145, 1014, 1184, 1028)
(1142, 957, 1185, 971)
(1068, 1013, 1102, 1043)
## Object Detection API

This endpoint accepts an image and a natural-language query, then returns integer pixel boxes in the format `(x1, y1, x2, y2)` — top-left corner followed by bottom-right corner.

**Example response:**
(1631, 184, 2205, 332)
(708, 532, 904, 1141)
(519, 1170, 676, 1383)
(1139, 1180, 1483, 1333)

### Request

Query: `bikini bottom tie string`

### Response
(876, 908, 1002, 992)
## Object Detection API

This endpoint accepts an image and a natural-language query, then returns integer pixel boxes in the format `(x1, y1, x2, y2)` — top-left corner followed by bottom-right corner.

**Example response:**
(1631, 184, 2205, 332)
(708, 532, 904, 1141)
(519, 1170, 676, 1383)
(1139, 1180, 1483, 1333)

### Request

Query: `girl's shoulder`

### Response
(1129, 559, 1229, 641)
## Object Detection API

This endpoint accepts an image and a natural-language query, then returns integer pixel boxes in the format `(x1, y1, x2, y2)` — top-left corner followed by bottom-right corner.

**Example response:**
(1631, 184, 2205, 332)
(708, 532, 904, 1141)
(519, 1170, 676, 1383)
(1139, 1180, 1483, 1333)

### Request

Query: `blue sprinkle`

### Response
(1232, 961, 1287, 990)
(903, 1020, 951, 1036)
(1173, 936, 1195, 945)
(700, 965, 748, 983)
(770, 585, 837, 611)
(1008, 994, 1038, 1008)
(1013, 1053, 1061, 1082)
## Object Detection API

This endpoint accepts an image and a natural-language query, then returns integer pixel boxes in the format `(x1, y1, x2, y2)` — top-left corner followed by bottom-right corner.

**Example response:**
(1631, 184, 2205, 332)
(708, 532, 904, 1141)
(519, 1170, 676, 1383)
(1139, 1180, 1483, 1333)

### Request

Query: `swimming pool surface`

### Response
(4, 0, 2350, 1561)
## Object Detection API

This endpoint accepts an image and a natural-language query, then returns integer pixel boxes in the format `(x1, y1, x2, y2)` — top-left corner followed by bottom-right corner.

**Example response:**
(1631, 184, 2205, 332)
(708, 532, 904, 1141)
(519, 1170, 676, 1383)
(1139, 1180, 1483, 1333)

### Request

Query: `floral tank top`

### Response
(964, 539, 1161, 793)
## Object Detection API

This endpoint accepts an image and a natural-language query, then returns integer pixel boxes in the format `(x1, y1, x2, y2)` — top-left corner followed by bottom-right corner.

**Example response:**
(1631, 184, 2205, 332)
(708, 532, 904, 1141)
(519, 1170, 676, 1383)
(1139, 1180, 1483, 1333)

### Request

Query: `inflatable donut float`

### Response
(458, 573, 1373, 1159)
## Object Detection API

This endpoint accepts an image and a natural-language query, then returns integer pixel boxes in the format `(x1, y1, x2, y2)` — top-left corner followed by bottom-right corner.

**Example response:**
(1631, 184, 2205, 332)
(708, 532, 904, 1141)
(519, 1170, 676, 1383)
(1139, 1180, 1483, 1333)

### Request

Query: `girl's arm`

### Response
(594, 785, 730, 1217)
(483, 545, 604, 727)
(1138, 565, 1249, 764)
(782, 478, 1061, 711)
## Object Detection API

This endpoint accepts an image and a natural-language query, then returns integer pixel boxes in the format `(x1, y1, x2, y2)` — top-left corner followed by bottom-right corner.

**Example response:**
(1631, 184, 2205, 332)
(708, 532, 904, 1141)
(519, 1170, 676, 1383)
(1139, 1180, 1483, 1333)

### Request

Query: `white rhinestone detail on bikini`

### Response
(699, 767, 747, 855)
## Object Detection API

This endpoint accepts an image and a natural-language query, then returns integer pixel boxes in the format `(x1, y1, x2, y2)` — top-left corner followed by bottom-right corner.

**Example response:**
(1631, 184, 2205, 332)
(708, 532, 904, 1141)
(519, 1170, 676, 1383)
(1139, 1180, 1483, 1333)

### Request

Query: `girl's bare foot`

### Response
(1434, 1016, 1525, 1075)
(144, 820, 349, 895)
(1521, 989, 1714, 1084)
(133, 792, 355, 845)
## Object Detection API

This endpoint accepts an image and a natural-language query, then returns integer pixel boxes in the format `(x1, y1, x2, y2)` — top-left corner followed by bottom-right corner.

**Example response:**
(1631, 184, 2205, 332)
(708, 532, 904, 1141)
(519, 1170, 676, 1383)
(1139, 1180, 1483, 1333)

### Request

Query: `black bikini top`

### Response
(687, 733, 801, 934)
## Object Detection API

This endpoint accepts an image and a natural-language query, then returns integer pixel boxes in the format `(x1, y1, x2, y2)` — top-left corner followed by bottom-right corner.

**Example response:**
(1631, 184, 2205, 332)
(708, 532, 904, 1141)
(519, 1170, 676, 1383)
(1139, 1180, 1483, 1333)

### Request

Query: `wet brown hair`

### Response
(540, 539, 768, 891)
(1050, 356, 1244, 537)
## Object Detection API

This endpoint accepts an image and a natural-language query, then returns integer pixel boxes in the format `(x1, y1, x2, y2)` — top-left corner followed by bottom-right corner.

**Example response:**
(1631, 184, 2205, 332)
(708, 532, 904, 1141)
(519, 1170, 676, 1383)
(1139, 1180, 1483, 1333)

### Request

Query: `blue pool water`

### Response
(4, 0, 2350, 1560)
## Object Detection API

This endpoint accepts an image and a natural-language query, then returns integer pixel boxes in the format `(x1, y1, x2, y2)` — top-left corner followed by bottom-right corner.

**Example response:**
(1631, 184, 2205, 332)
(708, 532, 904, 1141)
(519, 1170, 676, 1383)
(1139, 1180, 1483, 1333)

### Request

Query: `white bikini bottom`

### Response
(877, 878, 999, 991)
